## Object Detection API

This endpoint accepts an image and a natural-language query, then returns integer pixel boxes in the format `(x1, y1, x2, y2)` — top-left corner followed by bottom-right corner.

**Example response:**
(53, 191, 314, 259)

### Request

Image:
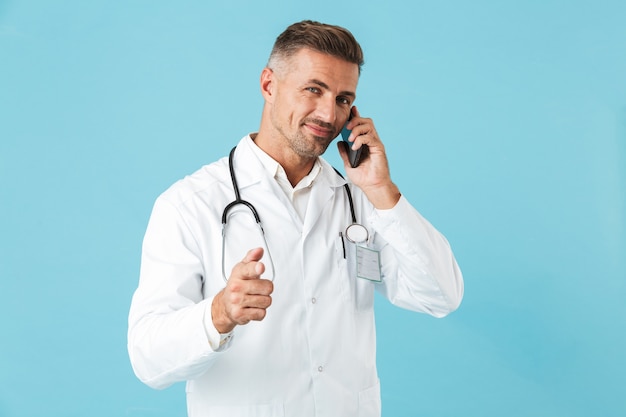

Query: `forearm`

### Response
(127, 297, 224, 389)
(128, 196, 229, 388)
(370, 196, 464, 316)
(361, 180, 401, 210)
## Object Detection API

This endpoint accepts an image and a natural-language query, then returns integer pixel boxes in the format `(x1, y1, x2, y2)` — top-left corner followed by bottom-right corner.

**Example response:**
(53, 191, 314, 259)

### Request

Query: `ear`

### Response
(260, 67, 275, 102)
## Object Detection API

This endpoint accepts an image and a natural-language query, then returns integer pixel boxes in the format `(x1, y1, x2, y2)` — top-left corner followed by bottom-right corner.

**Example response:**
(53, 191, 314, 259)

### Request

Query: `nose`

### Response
(315, 96, 337, 125)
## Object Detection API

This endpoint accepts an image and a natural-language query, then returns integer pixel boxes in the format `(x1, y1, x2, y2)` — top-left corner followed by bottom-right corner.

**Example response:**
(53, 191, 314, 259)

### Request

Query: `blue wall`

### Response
(1, 1, 624, 416)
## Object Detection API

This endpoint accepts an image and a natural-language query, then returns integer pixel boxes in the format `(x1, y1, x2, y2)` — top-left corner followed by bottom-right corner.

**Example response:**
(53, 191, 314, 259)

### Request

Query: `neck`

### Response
(253, 132, 317, 187)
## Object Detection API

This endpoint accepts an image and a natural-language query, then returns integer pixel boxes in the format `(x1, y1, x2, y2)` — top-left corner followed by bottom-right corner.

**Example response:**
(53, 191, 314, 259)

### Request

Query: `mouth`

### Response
(304, 122, 335, 139)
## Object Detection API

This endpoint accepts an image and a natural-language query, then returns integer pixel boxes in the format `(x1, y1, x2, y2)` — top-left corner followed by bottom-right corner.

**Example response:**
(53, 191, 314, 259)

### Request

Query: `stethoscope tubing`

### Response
(221, 145, 368, 282)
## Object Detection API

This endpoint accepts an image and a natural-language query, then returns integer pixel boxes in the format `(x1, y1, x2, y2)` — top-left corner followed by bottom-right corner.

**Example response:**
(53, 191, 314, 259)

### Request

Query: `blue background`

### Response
(1, 1, 625, 416)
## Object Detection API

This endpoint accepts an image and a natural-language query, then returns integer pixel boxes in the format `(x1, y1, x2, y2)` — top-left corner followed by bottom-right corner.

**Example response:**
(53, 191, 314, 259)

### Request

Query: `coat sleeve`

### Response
(127, 197, 230, 389)
(368, 196, 464, 317)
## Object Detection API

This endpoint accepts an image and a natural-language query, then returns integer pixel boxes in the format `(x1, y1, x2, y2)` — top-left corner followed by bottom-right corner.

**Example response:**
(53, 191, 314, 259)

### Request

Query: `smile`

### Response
(304, 123, 334, 138)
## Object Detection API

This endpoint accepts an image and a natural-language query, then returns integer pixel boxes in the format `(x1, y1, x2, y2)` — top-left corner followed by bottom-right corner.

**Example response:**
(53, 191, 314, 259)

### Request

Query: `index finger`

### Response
(233, 248, 265, 280)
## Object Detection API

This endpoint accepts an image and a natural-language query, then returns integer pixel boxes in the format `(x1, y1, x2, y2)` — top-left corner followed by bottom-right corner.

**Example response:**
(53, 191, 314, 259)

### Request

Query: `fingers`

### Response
(337, 109, 399, 208)
(243, 246, 264, 262)
(344, 106, 381, 151)
(212, 247, 274, 333)
(224, 275, 273, 325)
(239, 247, 266, 279)
(221, 281, 273, 324)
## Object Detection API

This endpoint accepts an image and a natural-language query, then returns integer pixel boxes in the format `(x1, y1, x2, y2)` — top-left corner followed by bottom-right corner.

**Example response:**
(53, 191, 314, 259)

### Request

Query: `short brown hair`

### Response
(267, 20, 364, 74)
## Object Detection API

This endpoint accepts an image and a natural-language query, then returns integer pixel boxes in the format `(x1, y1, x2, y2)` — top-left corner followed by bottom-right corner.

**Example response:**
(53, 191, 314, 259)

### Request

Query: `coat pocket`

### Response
(358, 380, 381, 417)
(335, 235, 376, 311)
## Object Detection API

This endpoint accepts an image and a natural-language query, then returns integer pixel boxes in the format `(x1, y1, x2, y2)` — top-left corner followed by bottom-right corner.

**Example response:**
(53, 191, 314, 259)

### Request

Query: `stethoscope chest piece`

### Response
(345, 223, 368, 244)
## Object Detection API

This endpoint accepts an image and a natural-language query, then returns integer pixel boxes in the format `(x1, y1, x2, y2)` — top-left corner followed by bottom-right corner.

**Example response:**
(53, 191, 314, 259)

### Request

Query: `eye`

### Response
(306, 87, 321, 94)
(337, 96, 351, 106)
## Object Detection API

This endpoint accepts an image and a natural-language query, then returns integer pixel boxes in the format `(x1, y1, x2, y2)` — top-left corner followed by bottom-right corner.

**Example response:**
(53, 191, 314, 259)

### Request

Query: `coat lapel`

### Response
(302, 160, 347, 238)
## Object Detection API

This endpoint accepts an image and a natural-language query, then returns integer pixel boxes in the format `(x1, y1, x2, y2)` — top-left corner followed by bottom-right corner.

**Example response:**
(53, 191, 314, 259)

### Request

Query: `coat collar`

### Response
(232, 135, 348, 191)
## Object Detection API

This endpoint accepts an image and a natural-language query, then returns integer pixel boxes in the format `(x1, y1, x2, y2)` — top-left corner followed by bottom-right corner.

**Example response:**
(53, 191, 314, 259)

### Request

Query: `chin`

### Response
(309, 137, 333, 155)
(289, 133, 331, 158)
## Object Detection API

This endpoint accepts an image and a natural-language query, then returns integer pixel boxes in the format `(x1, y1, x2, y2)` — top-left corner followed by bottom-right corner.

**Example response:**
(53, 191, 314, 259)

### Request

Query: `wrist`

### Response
(211, 290, 237, 334)
(362, 182, 401, 210)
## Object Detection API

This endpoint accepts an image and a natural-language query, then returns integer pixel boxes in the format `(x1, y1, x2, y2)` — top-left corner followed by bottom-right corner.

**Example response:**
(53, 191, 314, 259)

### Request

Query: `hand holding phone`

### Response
(341, 111, 367, 168)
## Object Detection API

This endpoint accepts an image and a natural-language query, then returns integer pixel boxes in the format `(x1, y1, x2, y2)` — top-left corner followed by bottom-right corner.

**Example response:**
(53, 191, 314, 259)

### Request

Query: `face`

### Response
(264, 48, 359, 159)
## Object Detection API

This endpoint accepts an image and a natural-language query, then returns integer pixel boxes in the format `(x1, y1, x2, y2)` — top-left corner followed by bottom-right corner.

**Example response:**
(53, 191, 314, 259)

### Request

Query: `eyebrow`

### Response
(309, 79, 356, 99)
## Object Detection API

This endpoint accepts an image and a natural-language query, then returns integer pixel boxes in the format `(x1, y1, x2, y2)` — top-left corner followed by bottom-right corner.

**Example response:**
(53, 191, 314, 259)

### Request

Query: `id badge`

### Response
(355, 244, 382, 282)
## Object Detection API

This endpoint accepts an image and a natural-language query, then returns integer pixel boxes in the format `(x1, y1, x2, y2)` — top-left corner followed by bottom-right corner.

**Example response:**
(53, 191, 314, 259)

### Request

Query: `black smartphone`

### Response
(341, 112, 366, 168)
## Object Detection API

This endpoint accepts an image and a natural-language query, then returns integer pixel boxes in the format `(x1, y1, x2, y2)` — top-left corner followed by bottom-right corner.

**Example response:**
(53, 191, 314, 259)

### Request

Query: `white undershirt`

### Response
(248, 137, 322, 222)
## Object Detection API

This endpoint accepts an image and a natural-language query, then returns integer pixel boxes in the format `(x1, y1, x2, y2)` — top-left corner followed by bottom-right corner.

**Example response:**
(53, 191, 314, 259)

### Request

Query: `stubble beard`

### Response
(292, 130, 333, 158)
(276, 119, 336, 159)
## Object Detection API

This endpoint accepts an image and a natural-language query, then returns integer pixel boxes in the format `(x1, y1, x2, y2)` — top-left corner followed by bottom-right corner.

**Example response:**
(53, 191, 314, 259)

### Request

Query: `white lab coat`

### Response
(128, 135, 463, 417)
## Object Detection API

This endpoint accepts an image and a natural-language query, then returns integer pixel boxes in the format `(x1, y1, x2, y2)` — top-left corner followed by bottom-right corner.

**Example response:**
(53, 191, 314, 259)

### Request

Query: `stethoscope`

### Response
(221, 146, 369, 282)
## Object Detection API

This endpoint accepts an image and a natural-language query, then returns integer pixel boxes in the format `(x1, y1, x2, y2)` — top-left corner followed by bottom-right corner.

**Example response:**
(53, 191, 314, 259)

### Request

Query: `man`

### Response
(128, 20, 463, 417)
